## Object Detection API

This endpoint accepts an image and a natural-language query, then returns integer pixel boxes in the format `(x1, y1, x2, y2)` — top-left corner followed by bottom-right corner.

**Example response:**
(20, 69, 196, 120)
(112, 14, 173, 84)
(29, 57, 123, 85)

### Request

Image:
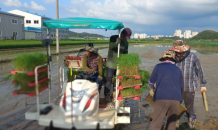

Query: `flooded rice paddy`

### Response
(0, 44, 218, 130)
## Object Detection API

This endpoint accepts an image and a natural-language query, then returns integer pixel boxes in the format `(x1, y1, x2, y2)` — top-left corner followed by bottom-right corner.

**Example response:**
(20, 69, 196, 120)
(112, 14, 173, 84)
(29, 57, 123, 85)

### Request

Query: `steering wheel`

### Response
(77, 69, 98, 80)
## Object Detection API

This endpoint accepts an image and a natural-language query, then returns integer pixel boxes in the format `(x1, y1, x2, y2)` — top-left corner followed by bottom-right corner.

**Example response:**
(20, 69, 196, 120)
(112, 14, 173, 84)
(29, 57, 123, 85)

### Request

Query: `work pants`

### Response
(182, 91, 195, 116)
(105, 67, 116, 94)
(150, 100, 180, 130)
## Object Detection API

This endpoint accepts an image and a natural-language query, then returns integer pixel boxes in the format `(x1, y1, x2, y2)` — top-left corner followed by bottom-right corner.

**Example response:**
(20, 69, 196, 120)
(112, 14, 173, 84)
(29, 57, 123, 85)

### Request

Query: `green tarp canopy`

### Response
(43, 17, 124, 30)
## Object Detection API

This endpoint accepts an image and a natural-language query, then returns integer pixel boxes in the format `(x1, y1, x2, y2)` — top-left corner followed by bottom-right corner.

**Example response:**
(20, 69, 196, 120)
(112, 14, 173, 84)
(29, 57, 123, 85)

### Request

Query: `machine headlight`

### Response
(73, 89, 88, 98)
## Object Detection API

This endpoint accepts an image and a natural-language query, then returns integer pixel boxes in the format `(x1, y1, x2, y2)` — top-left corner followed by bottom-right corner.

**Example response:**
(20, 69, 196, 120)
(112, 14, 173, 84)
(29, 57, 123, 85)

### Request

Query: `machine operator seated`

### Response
(76, 43, 103, 91)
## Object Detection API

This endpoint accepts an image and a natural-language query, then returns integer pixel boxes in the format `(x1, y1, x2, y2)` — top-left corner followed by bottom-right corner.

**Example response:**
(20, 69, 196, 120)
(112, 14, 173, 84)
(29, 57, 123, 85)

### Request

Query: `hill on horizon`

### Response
(191, 30, 218, 40)
(69, 31, 105, 38)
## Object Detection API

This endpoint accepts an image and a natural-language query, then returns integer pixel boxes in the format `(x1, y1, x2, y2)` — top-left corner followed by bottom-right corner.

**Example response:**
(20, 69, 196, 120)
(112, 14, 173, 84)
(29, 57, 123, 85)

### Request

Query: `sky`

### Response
(0, 0, 218, 37)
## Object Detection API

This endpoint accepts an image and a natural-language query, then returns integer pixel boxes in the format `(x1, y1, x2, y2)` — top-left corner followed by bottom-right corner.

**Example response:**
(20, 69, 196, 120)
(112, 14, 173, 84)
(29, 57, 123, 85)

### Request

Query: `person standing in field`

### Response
(149, 51, 184, 130)
(169, 40, 207, 129)
(104, 28, 132, 102)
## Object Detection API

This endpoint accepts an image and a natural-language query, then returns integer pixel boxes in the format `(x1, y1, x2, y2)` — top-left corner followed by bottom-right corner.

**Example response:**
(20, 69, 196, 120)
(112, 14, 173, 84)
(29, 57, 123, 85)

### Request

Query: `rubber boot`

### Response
(105, 93, 111, 103)
(176, 119, 180, 128)
(188, 115, 196, 129)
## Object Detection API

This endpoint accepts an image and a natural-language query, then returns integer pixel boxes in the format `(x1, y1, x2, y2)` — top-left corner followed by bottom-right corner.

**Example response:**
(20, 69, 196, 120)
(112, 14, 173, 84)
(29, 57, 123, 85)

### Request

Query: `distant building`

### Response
(139, 33, 147, 39)
(134, 33, 139, 39)
(192, 31, 198, 37)
(174, 30, 182, 38)
(183, 30, 192, 39)
(151, 35, 159, 39)
(0, 10, 25, 40)
(8, 9, 69, 40)
(134, 33, 147, 39)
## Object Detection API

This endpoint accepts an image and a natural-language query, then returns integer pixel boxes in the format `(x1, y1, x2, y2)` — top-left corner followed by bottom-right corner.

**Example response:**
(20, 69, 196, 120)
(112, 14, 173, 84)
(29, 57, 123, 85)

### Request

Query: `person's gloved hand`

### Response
(201, 87, 207, 93)
(149, 89, 154, 96)
(116, 38, 121, 44)
(97, 76, 103, 81)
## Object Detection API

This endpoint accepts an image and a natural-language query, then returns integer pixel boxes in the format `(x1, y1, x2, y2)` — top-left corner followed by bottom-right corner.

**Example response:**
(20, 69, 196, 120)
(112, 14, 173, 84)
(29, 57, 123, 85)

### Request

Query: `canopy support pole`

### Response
(56, 0, 59, 54)
(47, 28, 51, 104)
(115, 29, 121, 124)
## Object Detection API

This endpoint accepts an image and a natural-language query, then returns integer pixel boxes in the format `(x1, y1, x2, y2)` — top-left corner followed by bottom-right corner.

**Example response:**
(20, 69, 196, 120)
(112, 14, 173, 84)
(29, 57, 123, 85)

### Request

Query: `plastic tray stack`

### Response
(10, 67, 48, 97)
(117, 75, 142, 100)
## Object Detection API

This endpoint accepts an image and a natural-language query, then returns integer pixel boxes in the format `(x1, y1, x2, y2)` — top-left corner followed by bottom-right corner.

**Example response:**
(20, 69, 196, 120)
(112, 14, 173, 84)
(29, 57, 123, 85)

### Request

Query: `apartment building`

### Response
(0, 10, 25, 40)
(8, 9, 69, 40)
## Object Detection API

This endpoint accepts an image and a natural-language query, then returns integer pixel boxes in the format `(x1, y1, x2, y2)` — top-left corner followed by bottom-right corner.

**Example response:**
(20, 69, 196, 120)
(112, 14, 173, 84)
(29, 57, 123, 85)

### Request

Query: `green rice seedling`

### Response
(121, 88, 141, 97)
(13, 53, 47, 71)
(67, 69, 80, 82)
(121, 78, 142, 87)
(139, 70, 151, 85)
(4, 53, 48, 93)
(116, 53, 141, 75)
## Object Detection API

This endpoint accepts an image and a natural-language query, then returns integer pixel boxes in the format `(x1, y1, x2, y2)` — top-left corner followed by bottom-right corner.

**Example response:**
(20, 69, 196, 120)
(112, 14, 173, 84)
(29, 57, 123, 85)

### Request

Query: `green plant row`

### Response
(0, 39, 172, 49)
(0, 40, 110, 49)
(186, 41, 218, 47)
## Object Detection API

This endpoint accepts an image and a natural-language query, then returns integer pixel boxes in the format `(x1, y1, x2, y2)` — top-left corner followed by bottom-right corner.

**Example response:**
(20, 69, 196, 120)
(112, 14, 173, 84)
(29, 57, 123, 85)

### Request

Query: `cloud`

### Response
(30, 1, 46, 10)
(65, 0, 218, 26)
(0, 0, 46, 10)
(71, 0, 84, 4)
(44, 0, 55, 4)
(66, 8, 78, 13)
(63, 0, 218, 35)
(0, 0, 22, 7)
(23, 2, 30, 8)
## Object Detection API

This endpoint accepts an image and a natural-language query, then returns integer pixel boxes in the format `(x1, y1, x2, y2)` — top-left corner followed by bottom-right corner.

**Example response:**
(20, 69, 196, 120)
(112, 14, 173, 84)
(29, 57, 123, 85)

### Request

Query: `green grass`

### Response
(0, 39, 171, 49)
(0, 40, 110, 49)
(186, 41, 218, 47)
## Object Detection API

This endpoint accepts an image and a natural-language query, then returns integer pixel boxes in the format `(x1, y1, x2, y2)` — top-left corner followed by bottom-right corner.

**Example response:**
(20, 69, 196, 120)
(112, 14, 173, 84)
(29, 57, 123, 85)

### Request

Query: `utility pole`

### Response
(56, 0, 59, 53)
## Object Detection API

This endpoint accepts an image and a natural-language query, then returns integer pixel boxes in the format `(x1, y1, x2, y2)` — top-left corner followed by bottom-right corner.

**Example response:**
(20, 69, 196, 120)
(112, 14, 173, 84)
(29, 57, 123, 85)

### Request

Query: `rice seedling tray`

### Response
(118, 84, 141, 90)
(117, 89, 141, 100)
(117, 75, 141, 79)
(12, 77, 48, 87)
(13, 86, 48, 97)
(117, 95, 140, 100)
(10, 67, 48, 76)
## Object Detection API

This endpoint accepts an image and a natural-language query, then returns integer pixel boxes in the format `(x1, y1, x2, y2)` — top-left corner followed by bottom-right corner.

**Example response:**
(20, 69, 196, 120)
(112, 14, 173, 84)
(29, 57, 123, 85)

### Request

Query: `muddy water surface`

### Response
(0, 44, 218, 130)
